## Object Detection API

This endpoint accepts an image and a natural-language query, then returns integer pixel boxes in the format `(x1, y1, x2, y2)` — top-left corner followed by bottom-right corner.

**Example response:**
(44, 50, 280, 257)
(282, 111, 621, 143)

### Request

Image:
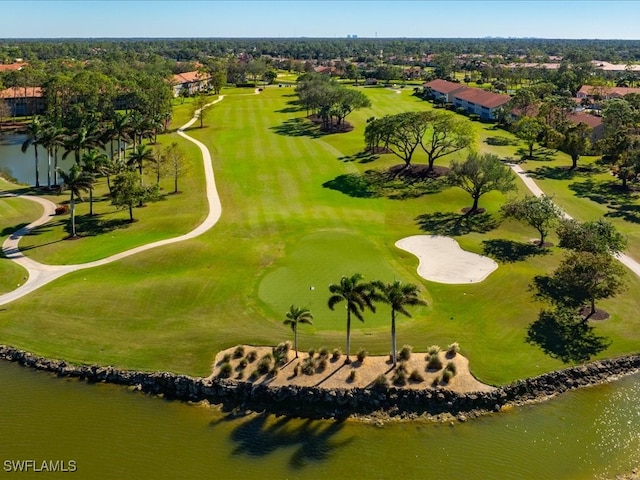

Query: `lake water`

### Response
(0, 133, 74, 186)
(1, 360, 639, 479)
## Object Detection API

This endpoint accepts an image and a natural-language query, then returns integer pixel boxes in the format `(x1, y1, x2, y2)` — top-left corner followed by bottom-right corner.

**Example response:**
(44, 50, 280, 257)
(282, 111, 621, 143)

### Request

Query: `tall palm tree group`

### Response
(285, 273, 427, 366)
(21, 109, 169, 237)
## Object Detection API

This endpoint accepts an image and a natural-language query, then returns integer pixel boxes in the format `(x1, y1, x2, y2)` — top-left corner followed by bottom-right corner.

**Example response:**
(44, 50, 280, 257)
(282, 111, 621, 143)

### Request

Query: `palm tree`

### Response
(371, 281, 427, 367)
(110, 111, 132, 163)
(127, 144, 155, 180)
(63, 120, 103, 165)
(57, 164, 94, 237)
(81, 149, 109, 216)
(21, 116, 43, 187)
(283, 305, 314, 358)
(328, 273, 377, 364)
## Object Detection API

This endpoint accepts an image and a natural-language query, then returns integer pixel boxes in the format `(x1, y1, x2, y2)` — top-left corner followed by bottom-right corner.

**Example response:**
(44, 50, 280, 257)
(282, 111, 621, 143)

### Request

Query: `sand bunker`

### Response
(396, 235, 498, 284)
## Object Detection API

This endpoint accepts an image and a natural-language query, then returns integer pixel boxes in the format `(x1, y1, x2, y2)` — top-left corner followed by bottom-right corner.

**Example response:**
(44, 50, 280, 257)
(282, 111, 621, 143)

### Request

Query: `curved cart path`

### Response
(0, 96, 225, 306)
(510, 163, 640, 278)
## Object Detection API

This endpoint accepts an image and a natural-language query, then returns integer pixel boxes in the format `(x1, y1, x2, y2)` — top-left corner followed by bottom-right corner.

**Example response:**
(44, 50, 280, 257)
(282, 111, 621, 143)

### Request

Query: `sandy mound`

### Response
(210, 345, 495, 394)
(396, 235, 498, 284)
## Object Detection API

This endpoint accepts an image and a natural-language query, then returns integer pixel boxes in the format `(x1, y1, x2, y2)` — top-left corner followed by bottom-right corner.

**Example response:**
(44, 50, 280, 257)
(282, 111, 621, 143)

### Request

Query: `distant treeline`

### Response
(3, 38, 640, 63)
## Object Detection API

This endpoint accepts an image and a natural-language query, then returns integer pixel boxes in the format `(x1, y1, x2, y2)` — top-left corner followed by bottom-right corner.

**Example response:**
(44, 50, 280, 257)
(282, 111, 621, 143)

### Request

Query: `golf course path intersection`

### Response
(0, 95, 225, 306)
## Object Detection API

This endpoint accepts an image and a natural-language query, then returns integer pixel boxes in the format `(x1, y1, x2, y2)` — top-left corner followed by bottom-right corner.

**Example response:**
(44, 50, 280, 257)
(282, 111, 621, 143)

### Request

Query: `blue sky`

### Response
(2, 1, 640, 39)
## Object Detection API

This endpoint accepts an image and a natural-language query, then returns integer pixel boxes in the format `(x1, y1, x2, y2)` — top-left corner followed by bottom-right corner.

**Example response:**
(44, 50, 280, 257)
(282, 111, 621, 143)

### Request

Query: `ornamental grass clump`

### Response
(233, 346, 245, 359)
(332, 349, 342, 361)
(445, 361, 457, 376)
(347, 370, 357, 383)
(218, 362, 232, 379)
(373, 374, 388, 390)
(238, 359, 248, 370)
(399, 345, 412, 362)
(257, 355, 272, 375)
(222, 353, 232, 363)
(318, 347, 330, 359)
(308, 348, 316, 358)
(426, 353, 443, 371)
(317, 358, 328, 372)
(446, 342, 460, 358)
(301, 356, 316, 375)
(272, 342, 290, 367)
(409, 369, 424, 383)
(392, 363, 408, 386)
(428, 345, 441, 356)
(246, 350, 258, 363)
(356, 347, 368, 363)
(442, 369, 453, 384)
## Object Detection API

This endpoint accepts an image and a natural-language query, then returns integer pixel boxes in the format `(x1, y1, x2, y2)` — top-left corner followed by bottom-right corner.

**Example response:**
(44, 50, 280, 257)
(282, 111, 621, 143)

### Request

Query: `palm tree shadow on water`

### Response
(210, 414, 353, 470)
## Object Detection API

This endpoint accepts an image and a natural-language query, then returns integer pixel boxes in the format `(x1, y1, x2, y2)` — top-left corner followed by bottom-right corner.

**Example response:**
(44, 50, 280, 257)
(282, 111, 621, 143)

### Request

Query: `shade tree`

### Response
(556, 218, 627, 255)
(500, 195, 564, 247)
(448, 152, 516, 214)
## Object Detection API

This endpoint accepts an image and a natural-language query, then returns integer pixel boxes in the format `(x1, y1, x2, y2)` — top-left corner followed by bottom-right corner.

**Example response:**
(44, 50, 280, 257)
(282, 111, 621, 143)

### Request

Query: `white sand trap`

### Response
(396, 235, 498, 284)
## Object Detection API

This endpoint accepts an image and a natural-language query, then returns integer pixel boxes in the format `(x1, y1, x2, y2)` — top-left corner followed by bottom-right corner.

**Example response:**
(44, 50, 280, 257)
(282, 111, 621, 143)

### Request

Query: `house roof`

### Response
(0, 63, 27, 72)
(453, 88, 511, 109)
(578, 85, 640, 98)
(0, 86, 43, 99)
(171, 71, 208, 85)
(424, 79, 467, 95)
(568, 112, 603, 129)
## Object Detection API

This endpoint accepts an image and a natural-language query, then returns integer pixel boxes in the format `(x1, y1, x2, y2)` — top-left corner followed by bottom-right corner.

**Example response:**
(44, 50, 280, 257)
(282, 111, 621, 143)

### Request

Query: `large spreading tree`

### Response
(448, 152, 516, 214)
(501, 195, 564, 247)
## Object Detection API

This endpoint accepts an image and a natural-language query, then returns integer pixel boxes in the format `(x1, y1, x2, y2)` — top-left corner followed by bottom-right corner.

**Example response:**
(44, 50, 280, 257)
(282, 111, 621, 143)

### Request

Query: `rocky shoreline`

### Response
(2, 344, 640, 421)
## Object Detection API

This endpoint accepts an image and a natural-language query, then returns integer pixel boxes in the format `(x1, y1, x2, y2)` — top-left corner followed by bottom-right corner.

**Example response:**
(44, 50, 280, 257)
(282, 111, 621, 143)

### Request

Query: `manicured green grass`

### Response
(0, 193, 39, 293)
(0, 86, 639, 387)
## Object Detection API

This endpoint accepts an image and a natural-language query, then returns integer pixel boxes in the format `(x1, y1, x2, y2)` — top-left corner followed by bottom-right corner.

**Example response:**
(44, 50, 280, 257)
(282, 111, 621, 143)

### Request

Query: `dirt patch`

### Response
(210, 345, 495, 394)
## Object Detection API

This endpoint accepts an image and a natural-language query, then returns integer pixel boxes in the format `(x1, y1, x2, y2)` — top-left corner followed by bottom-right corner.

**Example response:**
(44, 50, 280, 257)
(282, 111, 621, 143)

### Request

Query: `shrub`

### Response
(293, 363, 300, 377)
(347, 370, 357, 383)
(233, 346, 245, 358)
(246, 350, 258, 363)
(308, 348, 316, 358)
(432, 375, 441, 387)
(485, 136, 517, 146)
(236, 371, 244, 380)
(317, 358, 328, 372)
(399, 345, 412, 362)
(238, 359, 248, 370)
(392, 363, 408, 386)
(446, 342, 460, 358)
(301, 356, 316, 375)
(257, 356, 271, 375)
(272, 342, 290, 367)
(446, 361, 457, 376)
(442, 369, 453, 384)
(222, 353, 232, 363)
(372, 374, 388, 389)
(318, 347, 330, 359)
(356, 347, 368, 363)
(332, 349, 342, 361)
(55, 205, 69, 215)
(409, 369, 424, 383)
(249, 370, 259, 381)
(218, 362, 232, 379)
(269, 366, 279, 377)
(427, 354, 443, 371)
(428, 345, 441, 356)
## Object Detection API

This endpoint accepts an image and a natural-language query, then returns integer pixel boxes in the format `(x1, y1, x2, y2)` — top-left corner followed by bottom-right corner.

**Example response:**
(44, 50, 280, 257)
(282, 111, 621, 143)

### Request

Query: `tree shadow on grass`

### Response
(604, 203, 640, 224)
(72, 215, 133, 237)
(526, 309, 610, 363)
(338, 151, 379, 164)
(570, 178, 639, 209)
(482, 239, 549, 263)
(271, 118, 326, 138)
(0, 223, 28, 237)
(323, 170, 445, 200)
(275, 100, 305, 114)
(415, 211, 499, 236)
(516, 146, 557, 162)
(214, 414, 352, 470)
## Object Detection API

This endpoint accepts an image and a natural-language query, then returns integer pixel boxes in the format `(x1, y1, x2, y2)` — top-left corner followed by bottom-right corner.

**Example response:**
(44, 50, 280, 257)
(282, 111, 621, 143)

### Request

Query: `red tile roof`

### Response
(424, 79, 467, 95)
(0, 86, 43, 99)
(0, 63, 27, 72)
(453, 88, 511, 109)
(568, 112, 603, 129)
(578, 85, 640, 98)
(171, 71, 208, 85)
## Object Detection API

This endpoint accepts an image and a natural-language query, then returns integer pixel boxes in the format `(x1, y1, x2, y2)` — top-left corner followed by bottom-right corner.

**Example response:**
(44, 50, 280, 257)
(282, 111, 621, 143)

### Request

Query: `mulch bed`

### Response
(307, 115, 354, 133)
(387, 164, 450, 180)
(579, 307, 610, 321)
(461, 207, 486, 215)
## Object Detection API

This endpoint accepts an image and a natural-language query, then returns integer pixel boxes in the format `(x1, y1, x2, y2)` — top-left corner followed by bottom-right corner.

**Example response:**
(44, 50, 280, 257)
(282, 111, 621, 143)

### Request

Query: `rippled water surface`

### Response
(1, 361, 639, 479)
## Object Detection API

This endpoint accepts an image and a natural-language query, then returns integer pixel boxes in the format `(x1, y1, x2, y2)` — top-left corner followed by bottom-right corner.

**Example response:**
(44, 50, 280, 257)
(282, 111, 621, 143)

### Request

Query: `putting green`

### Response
(257, 230, 419, 331)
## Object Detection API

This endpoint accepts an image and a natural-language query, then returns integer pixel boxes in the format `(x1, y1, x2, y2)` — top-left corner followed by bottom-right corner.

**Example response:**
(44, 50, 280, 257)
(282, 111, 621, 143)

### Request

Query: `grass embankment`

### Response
(0, 87, 639, 385)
